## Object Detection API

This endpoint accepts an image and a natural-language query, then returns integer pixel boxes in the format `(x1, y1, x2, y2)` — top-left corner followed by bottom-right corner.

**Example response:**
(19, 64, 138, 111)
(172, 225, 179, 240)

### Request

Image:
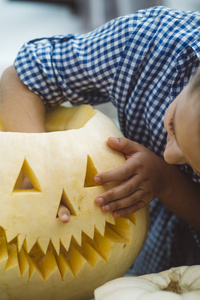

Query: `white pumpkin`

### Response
(0, 104, 149, 300)
(95, 265, 200, 300)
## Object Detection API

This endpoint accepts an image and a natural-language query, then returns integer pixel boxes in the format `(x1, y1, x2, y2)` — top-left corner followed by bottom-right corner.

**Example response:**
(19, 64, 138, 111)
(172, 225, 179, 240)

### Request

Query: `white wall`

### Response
(0, 0, 82, 75)
(163, 0, 200, 11)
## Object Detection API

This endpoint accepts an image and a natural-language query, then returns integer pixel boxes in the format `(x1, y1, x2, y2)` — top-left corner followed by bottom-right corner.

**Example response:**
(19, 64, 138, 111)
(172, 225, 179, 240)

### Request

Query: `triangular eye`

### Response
(13, 159, 41, 192)
(84, 155, 99, 187)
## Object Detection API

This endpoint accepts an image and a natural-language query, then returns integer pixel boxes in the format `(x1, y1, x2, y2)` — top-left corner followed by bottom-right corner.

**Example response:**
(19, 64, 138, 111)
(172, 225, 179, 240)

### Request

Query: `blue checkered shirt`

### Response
(14, 6, 200, 274)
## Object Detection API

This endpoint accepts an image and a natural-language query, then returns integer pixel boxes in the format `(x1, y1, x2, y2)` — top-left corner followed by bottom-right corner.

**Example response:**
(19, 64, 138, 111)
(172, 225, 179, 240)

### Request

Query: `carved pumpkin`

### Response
(95, 265, 200, 300)
(0, 105, 149, 300)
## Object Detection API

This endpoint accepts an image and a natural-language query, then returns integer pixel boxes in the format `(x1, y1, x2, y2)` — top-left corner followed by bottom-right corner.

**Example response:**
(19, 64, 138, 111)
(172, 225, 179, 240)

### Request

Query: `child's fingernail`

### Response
(95, 197, 104, 205)
(102, 205, 110, 212)
(110, 137, 119, 143)
(62, 214, 70, 223)
(113, 211, 120, 218)
(94, 176, 101, 184)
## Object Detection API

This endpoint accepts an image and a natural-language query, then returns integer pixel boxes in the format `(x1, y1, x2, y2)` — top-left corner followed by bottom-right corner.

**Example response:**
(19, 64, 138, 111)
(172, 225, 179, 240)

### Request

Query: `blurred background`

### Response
(1, 0, 200, 121)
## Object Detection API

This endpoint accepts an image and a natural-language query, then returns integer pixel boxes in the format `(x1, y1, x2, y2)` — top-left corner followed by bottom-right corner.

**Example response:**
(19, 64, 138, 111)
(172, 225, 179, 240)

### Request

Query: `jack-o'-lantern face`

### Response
(0, 105, 149, 300)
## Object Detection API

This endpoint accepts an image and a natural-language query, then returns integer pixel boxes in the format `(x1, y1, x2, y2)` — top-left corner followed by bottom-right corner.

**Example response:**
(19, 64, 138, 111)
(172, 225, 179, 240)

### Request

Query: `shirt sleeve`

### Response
(14, 15, 138, 108)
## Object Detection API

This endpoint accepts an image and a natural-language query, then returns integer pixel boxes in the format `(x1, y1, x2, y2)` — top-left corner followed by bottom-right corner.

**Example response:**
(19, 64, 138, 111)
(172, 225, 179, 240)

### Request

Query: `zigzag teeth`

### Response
(18, 247, 29, 277)
(5, 230, 17, 243)
(0, 216, 133, 281)
(37, 237, 50, 254)
(50, 237, 60, 255)
(106, 217, 131, 243)
(24, 236, 39, 253)
(72, 229, 82, 247)
(95, 221, 106, 237)
(67, 247, 87, 277)
(17, 234, 25, 252)
(105, 213, 115, 225)
(83, 225, 94, 240)
(93, 229, 111, 261)
(60, 235, 71, 252)
(81, 242, 104, 268)
(38, 250, 61, 281)
(5, 243, 19, 270)
(57, 253, 73, 280)
(26, 254, 44, 280)
(0, 236, 8, 268)
(127, 213, 136, 225)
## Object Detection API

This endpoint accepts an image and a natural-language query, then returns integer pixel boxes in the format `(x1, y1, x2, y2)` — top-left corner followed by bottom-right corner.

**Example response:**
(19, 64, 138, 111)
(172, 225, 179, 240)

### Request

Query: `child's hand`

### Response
(94, 137, 169, 218)
(20, 175, 70, 223)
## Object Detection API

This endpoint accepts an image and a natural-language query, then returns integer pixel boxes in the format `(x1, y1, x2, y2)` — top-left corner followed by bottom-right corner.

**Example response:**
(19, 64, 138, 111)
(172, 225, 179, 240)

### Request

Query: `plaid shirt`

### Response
(14, 6, 200, 274)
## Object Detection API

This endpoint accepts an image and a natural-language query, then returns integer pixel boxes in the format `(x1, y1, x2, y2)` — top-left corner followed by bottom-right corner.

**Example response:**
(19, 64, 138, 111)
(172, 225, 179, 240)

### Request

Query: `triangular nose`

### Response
(56, 189, 77, 219)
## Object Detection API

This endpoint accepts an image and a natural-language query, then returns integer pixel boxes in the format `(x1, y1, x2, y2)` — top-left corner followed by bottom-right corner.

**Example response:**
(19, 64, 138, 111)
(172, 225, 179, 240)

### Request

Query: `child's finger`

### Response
(57, 204, 70, 223)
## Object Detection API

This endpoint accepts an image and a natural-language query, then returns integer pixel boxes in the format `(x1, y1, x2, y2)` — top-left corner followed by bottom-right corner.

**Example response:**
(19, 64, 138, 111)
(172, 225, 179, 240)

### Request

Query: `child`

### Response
(1, 6, 200, 274)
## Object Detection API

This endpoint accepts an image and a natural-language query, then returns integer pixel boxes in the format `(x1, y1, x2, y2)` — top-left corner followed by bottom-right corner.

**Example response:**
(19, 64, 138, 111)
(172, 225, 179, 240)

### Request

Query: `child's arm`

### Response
(0, 66, 46, 132)
(0, 66, 70, 223)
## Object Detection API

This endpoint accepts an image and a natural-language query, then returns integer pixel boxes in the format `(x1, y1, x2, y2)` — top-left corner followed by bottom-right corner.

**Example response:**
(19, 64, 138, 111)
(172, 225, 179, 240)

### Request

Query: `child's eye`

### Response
(168, 119, 175, 135)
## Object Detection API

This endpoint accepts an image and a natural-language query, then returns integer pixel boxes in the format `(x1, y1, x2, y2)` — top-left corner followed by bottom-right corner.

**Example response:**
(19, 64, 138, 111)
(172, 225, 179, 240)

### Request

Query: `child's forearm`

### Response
(0, 65, 71, 223)
(0, 65, 46, 133)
